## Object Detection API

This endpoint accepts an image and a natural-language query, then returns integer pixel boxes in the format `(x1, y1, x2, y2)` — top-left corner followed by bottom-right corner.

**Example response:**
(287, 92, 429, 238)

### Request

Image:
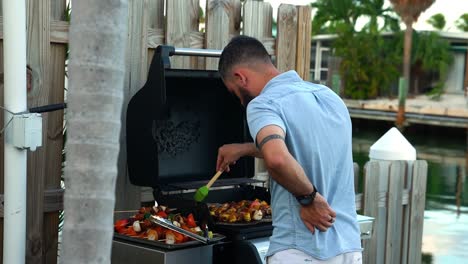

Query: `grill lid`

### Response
(126, 46, 254, 189)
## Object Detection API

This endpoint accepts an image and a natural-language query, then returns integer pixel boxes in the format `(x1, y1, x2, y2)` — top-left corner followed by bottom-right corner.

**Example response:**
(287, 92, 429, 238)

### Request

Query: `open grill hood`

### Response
(126, 46, 255, 191)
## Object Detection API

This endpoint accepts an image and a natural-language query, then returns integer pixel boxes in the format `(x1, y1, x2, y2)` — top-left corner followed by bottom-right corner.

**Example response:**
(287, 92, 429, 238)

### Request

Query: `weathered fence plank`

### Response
(385, 161, 405, 264)
(0, 18, 69, 44)
(407, 161, 427, 264)
(362, 161, 380, 264)
(243, 0, 273, 177)
(243, 0, 273, 55)
(115, 0, 153, 213)
(205, 0, 241, 70)
(276, 4, 297, 72)
(166, 0, 200, 69)
(244, 0, 268, 39)
(146, 0, 165, 71)
(26, 0, 51, 262)
(295, 5, 311, 80)
(401, 160, 414, 264)
(50, 20, 69, 44)
(43, 1, 67, 263)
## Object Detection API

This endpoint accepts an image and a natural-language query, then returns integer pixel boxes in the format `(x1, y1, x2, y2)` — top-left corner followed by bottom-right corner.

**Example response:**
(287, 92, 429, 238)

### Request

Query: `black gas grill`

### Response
(112, 46, 272, 264)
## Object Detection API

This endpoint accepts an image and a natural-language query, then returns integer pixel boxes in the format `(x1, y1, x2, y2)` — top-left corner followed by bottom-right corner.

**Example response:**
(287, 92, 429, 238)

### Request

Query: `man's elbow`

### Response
(264, 153, 287, 171)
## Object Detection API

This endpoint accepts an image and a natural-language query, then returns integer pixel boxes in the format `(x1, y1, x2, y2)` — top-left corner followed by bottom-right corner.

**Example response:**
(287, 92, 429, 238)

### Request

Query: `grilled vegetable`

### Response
(156, 210, 168, 218)
(209, 199, 271, 223)
(114, 219, 129, 234)
(147, 229, 158, 241)
(241, 211, 251, 222)
(114, 205, 211, 244)
(165, 231, 175, 244)
(186, 213, 196, 228)
(252, 210, 263, 221)
(172, 221, 181, 228)
(125, 226, 137, 236)
(133, 221, 142, 232)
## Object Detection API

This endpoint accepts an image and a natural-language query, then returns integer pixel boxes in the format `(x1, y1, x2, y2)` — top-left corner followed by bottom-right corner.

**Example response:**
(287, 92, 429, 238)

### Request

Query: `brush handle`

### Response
(206, 170, 223, 188)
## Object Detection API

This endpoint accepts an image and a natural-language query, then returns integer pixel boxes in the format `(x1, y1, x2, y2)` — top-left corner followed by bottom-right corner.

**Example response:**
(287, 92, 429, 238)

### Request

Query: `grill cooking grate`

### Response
(165, 178, 265, 191)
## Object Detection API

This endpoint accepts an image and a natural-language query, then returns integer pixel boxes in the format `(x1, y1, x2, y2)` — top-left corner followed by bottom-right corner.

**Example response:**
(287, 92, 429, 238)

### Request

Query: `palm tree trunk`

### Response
(61, 1, 128, 263)
(396, 21, 413, 129)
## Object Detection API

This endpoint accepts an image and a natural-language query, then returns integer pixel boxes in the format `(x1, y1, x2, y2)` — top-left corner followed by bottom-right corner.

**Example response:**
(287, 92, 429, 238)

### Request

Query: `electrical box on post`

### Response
(12, 113, 42, 151)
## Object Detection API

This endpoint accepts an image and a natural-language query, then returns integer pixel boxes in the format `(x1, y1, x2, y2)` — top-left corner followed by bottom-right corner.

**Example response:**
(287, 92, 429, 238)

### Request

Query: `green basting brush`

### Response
(194, 170, 223, 202)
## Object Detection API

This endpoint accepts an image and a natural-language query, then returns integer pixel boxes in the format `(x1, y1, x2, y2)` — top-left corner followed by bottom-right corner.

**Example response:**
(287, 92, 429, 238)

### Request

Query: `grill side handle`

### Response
(156, 45, 222, 69)
(172, 48, 222, 58)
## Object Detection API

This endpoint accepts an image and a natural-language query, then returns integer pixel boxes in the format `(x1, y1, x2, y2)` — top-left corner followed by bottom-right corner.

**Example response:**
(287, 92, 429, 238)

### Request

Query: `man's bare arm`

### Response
(256, 125, 314, 196)
(256, 125, 335, 233)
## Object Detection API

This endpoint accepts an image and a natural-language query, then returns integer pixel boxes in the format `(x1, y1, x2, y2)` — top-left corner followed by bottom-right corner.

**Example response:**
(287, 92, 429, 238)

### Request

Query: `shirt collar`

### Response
(261, 70, 302, 94)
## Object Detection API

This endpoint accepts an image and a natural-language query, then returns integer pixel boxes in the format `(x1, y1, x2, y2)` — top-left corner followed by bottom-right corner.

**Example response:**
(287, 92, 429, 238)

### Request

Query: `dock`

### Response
(345, 94, 468, 128)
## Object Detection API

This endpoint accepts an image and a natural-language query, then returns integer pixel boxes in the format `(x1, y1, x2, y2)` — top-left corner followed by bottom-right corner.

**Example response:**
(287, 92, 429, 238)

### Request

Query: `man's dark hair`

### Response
(218, 36, 271, 79)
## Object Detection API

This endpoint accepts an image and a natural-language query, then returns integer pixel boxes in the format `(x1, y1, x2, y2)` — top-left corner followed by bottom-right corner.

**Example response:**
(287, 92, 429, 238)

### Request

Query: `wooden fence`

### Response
(0, 1, 429, 263)
(0, 1, 67, 263)
(356, 160, 428, 264)
(0, 0, 312, 263)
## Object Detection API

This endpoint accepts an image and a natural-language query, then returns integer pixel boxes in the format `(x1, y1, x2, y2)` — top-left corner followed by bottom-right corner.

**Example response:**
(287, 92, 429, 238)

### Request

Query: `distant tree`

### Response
(311, 0, 401, 99)
(311, 0, 399, 35)
(427, 13, 446, 30)
(455, 13, 468, 32)
(311, 0, 359, 35)
(389, 0, 435, 129)
(412, 31, 453, 99)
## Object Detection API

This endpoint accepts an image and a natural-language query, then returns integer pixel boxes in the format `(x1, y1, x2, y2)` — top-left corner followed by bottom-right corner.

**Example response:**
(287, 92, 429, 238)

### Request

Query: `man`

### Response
(216, 36, 362, 263)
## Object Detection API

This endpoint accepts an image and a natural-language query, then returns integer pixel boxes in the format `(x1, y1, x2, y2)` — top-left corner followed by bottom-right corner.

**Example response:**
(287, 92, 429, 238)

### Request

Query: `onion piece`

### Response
(133, 221, 142, 232)
(253, 210, 263, 221)
(165, 232, 175, 244)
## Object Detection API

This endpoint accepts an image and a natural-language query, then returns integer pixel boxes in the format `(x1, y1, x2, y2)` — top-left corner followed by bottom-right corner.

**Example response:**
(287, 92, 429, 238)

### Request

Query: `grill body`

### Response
(113, 46, 271, 264)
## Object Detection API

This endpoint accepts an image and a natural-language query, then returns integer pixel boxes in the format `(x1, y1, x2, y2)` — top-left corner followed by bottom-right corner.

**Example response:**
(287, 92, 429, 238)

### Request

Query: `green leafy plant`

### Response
(311, 0, 402, 99)
(427, 13, 446, 30)
(455, 13, 468, 32)
(412, 31, 453, 99)
(335, 30, 401, 99)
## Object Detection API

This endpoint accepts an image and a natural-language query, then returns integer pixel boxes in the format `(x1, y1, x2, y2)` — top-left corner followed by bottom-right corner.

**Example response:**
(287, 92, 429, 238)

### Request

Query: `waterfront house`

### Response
(310, 32, 468, 97)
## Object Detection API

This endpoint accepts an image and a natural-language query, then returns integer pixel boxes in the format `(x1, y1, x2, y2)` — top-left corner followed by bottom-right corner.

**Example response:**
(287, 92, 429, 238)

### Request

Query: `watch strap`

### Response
(295, 188, 317, 206)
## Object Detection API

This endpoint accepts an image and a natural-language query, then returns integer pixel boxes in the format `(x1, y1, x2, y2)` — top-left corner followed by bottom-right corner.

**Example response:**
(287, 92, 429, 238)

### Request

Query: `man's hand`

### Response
(216, 143, 261, 172)
(299, 193, 336, 234)
(216, 144, 244, 172)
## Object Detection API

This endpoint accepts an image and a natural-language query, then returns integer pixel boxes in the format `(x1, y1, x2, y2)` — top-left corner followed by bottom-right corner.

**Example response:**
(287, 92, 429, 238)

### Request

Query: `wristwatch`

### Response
(295, 189, 317, 206)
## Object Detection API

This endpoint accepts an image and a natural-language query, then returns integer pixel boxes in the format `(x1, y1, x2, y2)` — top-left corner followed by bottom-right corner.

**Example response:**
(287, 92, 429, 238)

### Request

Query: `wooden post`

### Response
(205, 0, 241, 70)
(361, 160, 427, 264)
(166, 0, 201, 69)
(276, 4, 298, 73)
(464, 52, 468, 97)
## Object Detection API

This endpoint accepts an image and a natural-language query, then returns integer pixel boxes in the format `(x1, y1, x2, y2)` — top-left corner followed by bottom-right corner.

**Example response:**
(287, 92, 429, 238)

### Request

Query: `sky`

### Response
(200, 0, 468, 33)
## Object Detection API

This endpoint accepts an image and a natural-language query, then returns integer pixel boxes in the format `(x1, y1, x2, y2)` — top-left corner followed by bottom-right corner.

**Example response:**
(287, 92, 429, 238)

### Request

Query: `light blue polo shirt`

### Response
(247, 70, 361, 260)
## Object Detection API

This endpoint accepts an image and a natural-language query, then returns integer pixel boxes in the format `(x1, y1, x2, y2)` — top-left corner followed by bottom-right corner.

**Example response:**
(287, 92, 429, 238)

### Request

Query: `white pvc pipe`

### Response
(3, 0, 27, 263)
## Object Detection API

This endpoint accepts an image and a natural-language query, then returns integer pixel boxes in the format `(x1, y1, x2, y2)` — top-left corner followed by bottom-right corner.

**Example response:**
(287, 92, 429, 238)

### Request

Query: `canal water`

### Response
(352, 120, 467, 264)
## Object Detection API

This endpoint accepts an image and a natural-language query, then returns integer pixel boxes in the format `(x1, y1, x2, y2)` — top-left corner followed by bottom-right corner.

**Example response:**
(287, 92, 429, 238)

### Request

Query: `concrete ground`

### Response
(344, 93, 468, 118)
